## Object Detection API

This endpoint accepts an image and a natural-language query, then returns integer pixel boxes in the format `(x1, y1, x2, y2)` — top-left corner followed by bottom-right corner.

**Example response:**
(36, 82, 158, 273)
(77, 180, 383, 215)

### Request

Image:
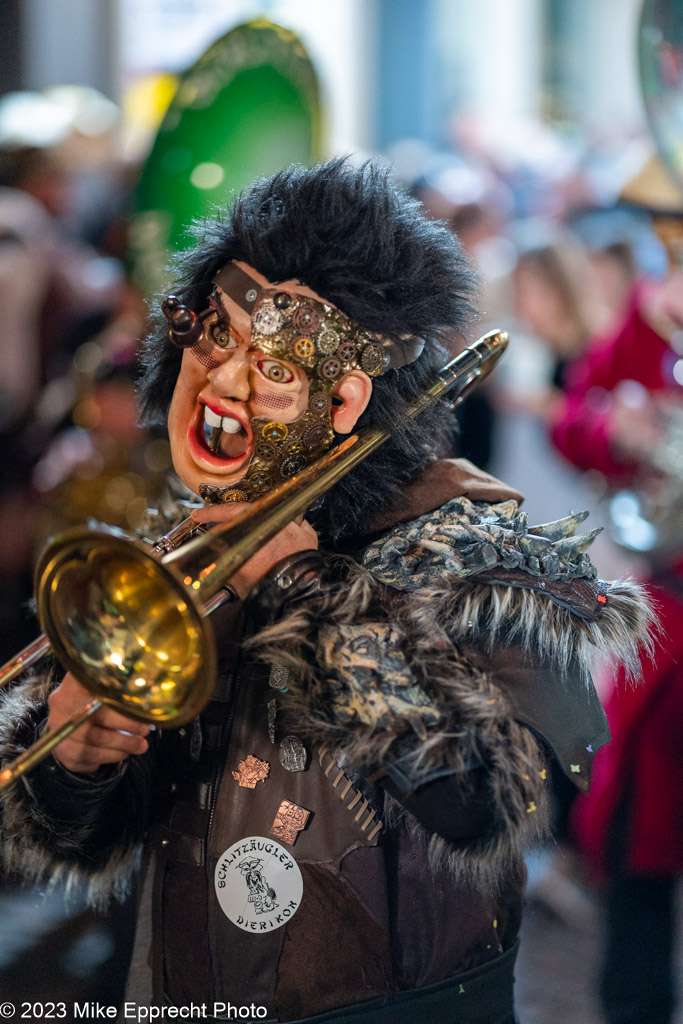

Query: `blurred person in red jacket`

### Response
(552, 155, 683, 1024)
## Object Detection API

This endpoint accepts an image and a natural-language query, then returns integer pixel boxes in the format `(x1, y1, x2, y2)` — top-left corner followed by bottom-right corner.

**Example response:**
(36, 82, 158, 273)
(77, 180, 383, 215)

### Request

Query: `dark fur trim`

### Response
(382, 778, 547, 895)
(380, 688, 552, 893)
(247, 560, 652, 884)
(248, 564, 553, 885)
(0, 676, 142, 909)
(412, 575, 656, 684)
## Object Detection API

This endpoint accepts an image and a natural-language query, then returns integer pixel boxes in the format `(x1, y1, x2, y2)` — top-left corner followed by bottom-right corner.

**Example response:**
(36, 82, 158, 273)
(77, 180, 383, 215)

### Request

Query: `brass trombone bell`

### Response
(36, 529, 216, 726)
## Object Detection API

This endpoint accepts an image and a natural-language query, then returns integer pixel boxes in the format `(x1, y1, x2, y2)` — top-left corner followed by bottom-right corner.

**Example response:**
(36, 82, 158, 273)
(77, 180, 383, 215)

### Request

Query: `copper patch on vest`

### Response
(232, 754, 270, 789)
(270, 800, 310, 846)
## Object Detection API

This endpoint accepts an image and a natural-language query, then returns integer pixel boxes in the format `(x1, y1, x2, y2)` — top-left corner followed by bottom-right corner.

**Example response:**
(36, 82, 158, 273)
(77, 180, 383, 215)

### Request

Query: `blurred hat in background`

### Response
(619, 153, 683, 215)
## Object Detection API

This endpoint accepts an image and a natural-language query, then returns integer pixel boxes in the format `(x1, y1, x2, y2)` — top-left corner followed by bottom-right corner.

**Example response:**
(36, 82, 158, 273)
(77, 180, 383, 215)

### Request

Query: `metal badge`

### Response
(279, 735, 307, 772)
(270, 800, 310, 846)
(232, 754, 270, 788)
(267, 698, 277, 744)
(269, 665, 290, 691)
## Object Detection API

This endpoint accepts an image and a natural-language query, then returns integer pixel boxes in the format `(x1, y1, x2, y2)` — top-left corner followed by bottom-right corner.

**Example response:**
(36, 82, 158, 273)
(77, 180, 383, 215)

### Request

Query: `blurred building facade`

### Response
(2, 0, 648, 156)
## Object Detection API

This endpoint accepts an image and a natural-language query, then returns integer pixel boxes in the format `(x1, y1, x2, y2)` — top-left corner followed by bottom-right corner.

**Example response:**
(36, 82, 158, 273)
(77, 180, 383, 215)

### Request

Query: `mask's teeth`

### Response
(203, 408, 223, 451)
(204, 406, 222, 429)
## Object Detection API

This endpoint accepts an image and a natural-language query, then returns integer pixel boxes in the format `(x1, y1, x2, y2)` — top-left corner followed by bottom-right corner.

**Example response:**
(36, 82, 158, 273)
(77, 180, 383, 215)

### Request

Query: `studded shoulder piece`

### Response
(362, 496, 609, 621)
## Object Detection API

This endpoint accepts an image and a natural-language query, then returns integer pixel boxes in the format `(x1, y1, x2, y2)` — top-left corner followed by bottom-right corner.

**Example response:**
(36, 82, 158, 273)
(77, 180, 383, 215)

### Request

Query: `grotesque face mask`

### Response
(165, 262, 422, 503)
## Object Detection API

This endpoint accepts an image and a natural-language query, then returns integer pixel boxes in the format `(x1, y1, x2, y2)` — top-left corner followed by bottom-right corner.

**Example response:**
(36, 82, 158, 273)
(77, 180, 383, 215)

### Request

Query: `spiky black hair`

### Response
(138, 158, 479, 544)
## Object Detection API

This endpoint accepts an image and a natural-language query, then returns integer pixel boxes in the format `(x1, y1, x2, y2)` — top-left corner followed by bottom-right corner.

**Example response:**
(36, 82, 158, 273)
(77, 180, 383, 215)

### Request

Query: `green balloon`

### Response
(130, 19, 323, 296)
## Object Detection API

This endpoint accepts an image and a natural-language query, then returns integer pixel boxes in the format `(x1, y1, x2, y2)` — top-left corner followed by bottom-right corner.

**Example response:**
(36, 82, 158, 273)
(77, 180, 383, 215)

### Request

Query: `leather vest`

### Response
(149, 604, 523, 1021)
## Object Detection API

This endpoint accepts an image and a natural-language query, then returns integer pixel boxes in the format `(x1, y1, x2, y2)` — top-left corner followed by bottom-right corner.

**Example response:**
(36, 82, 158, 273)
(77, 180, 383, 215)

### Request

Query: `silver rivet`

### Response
(278, 574, 293, 589)
(246, 288, 258, 302)
(161, 839, 169, 847)
(178, 728, 186, 737)
(170, 783, 177, 793)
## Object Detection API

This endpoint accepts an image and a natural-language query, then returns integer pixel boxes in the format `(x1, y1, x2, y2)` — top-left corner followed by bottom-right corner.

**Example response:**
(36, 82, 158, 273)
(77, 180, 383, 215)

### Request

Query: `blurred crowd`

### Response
(0, 87, 174, 666)
(0, 83, 681, 1023)
(398, 118, 683, 1024)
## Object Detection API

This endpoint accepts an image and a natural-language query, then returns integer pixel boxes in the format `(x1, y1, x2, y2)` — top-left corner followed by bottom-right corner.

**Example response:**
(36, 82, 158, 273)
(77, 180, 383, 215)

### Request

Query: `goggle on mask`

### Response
(162, 263, 424, 504)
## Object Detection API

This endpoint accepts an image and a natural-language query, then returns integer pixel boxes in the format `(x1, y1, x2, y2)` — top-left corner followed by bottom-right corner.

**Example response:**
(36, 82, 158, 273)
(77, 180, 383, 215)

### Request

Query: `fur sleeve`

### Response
(247, 565, 552, 882)
(0, 675, 152, 908)
(247, 519, 654, 884)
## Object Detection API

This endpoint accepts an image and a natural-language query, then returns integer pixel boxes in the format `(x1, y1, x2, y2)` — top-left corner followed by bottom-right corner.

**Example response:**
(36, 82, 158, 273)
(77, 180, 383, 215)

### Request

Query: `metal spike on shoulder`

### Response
(552, 528, 603, 557)
(527, 510, 590, 541)
(362, 496, 603, 591)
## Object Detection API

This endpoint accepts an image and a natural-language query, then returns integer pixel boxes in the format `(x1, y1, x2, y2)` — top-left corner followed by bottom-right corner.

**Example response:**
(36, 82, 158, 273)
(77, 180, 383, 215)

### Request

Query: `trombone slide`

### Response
(0, 699, 101, 791)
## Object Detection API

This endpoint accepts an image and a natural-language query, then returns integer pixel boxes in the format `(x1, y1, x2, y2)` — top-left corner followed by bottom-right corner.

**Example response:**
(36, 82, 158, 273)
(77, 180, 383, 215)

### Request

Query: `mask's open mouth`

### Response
(200, 406, 249, 459)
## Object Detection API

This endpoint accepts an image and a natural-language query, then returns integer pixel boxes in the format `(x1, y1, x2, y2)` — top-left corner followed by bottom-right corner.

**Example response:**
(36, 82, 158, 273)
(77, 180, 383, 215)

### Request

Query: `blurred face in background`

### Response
(513, 247, 592, 358)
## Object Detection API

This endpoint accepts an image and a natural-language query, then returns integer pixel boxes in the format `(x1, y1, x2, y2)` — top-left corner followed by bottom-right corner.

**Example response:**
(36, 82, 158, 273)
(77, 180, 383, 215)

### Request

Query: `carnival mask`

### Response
(164, 262, 423, 503)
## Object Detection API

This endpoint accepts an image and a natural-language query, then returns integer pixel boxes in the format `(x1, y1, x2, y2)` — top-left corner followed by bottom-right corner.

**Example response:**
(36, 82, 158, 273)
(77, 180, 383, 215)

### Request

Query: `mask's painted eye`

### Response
(212, 324, 237, 349)
(257, 360, 294, 383)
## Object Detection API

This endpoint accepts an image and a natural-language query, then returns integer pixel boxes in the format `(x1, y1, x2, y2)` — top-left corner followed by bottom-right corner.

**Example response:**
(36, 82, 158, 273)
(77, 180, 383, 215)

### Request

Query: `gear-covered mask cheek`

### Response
(198, 289, 385, 504)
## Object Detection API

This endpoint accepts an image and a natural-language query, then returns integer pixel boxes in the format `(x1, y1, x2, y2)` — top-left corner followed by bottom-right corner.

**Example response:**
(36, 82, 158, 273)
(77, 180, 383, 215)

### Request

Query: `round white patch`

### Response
(214, 836, 304, 933)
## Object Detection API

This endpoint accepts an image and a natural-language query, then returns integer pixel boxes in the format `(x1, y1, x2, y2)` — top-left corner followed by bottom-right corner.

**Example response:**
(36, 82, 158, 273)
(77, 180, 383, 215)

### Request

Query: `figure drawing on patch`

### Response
(239, 857, 279, 914)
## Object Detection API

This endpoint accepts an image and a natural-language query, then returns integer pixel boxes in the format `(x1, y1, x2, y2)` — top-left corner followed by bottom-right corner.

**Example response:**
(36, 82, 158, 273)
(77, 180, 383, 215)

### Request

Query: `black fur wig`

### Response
(138, 158, 479, 544)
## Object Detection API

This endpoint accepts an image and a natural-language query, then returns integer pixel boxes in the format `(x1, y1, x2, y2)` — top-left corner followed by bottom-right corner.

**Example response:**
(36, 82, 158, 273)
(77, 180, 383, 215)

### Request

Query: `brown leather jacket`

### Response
(1, 459, 638, 1023)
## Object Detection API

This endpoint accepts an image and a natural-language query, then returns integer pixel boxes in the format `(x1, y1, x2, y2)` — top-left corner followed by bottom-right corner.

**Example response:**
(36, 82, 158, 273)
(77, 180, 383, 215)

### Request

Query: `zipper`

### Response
(203, 629, 253, 1001)
(204, 636, 250, 852)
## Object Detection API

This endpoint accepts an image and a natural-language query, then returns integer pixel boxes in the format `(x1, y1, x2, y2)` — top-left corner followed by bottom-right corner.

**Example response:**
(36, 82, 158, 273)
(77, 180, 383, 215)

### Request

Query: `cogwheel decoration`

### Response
(251, 289, 384, 382)
(362, 496, 603, 590)
(200, 289, 383, 504)
(252, 305, 285, 336)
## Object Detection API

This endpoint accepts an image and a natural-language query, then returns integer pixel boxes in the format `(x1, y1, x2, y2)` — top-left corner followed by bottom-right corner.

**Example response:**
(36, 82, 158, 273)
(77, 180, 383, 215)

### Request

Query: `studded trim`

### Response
(318, 746, 383, 844)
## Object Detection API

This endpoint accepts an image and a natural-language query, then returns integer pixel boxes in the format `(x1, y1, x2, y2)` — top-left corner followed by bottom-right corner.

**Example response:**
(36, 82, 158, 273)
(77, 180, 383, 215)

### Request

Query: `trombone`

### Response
(0, 330, 508, 792)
